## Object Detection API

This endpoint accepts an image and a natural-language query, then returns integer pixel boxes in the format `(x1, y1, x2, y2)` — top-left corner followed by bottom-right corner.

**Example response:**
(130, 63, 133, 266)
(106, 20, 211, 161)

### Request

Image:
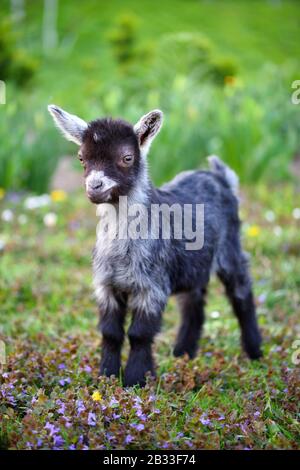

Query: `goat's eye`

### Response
(78, 153, 84, 163)
(121, 155, 134, 167)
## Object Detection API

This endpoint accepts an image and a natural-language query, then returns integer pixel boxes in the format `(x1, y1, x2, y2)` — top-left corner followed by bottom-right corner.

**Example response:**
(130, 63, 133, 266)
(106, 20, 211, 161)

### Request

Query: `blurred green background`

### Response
(0, 0, 299, 193)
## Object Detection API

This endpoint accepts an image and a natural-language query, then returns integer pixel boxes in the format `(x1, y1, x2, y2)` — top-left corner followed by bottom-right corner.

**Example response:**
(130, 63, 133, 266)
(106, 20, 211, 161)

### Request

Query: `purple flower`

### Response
(7, 395, 17, 406)
(131, 423, 144, 431)
(254, 411, 260, 417)
(84, 365, 92, 373)
(58, 363, 66, 370)
(76, 400, 85, 416)
(109, 397, 119, 407)
(37, 439, 43, 448)
(53, 435, 64, 448)
(112, 413, 121, 419)
(135, 423, 145, 431)
(56, 400, 66, 415)
(45, 422, 60, 437)
(136, 411, 147, 421)
(88, 412, 97, 426)
(124, 434, 134, 444)
(200, 416, 211, 426)
(69, 444, 76, 450)
(59, 377, 71, 386)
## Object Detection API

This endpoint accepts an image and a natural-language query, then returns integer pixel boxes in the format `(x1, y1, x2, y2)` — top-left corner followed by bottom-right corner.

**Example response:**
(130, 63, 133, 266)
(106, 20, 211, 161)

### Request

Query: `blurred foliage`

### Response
(107, 13, 153, 71)
(0, 91, 64, 192)
(107, 14, 139, 66)
(154, 32, 237, 86)
(0, 18, 37, 87)
(0, 0, 299, 192)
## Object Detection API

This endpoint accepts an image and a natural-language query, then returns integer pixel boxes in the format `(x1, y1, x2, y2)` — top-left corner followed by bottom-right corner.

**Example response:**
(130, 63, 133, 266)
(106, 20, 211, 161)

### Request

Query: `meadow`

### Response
(0, 186, 299, 449)
(0, 0, 299, 450)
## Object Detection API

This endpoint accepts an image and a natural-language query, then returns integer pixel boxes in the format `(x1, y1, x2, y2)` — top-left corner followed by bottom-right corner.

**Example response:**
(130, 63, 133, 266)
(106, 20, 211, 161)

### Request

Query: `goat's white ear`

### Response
(134, 109, 163, 157)
(48, 104, 88, 145)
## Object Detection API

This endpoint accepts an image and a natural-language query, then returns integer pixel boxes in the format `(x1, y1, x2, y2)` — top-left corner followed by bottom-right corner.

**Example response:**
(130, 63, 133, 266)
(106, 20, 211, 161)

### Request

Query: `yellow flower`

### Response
(246, 225, 261, 238)
(224, 75, 236, 86)
(0, 188, 5, 200)
(92, 391, 102, 402)
(51, 189, 67, 202)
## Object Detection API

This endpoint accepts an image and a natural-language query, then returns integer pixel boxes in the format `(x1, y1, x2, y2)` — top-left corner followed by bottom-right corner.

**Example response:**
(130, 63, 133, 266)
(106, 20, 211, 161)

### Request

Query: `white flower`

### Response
(43, 212, 57, 227)
(24, 194, 51, 210)
(292, 208, 300, 220)
(210, 311, 220, 319)
(265, 210, 275, 222)
(273, 226, 282, 237)
(1, 209, 14, 222)
(257, 293, 267, 304)
(18, 214, 28, 225)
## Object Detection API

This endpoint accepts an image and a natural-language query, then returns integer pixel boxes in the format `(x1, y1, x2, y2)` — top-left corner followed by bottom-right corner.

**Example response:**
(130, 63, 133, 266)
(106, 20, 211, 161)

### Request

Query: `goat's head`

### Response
(48, 105, 163, 204)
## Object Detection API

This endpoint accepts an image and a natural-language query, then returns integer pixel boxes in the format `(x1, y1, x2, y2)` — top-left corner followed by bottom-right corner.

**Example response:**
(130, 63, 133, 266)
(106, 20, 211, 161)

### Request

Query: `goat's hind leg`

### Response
(217, 250, 262, 359)
(173, 287, 206, 359)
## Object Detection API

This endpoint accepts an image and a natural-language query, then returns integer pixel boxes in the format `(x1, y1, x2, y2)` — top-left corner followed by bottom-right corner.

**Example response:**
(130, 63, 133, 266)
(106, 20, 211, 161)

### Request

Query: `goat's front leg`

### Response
(124, 308, 162, 387)
(97, 286, 127, 378)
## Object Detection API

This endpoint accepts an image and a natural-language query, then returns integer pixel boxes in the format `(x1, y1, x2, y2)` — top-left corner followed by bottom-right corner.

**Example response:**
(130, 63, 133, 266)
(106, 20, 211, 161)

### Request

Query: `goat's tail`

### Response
(207, 155, 239, 197)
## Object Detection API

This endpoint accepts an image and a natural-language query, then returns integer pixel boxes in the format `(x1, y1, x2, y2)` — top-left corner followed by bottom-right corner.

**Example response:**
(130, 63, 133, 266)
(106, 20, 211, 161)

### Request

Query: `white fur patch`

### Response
(85, 170, 118, 193)
(93, 283, 119, 311)
(48, 104, 87, 145)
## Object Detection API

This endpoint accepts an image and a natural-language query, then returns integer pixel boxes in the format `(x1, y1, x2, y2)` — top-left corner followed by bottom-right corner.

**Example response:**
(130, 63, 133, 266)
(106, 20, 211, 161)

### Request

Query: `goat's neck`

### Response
(126, 159, 152, 208)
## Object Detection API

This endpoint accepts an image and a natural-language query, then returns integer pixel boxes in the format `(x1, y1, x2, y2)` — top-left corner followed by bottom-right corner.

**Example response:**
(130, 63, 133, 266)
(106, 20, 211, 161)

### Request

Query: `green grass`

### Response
(0, 184, 299, 449)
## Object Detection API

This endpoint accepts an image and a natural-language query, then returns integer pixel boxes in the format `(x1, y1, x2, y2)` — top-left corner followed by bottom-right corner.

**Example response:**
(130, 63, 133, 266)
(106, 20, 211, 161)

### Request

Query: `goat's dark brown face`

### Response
(79, 119, 141, 204)
(48, 105, 163, 204)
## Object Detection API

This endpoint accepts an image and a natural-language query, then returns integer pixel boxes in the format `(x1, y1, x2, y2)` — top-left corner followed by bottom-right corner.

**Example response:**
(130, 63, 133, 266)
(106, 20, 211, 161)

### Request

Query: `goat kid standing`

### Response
(48, 105, 262, 386)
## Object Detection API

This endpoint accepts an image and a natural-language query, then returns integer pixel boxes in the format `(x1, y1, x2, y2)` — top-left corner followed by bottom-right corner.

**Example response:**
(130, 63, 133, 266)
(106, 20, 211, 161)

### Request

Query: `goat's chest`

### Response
(93, 234, 154, 292)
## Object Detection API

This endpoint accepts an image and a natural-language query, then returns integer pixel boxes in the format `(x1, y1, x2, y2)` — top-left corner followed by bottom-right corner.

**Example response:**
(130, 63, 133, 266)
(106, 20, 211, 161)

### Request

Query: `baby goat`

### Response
(48, 105, 262, 386)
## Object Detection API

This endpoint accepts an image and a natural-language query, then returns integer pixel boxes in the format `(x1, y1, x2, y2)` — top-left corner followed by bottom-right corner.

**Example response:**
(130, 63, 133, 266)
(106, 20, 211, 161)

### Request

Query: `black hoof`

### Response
(173, 344, 196, 359)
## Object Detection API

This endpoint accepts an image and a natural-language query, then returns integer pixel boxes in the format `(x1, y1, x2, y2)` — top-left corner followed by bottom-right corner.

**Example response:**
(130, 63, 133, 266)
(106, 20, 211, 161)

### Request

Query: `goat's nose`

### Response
(92, 181, 103, 190)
